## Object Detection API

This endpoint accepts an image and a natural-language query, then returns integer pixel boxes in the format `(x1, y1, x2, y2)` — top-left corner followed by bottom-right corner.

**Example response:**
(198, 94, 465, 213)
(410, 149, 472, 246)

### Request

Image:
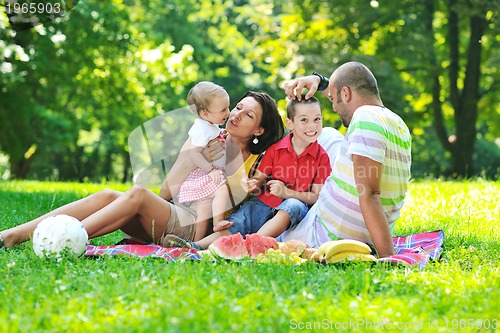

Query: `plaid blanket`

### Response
(85, 230, 444, 268)
(380, 230, 445, 268)
(85, 244, 201, 261)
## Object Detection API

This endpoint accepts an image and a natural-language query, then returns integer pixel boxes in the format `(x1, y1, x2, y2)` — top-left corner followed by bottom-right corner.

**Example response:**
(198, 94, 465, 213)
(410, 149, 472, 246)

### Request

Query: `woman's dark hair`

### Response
(239, 91, 285, 155)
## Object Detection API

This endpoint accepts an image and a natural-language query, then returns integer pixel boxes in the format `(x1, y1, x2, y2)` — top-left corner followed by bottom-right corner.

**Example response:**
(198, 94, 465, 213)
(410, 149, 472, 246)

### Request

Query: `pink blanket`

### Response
(85, 230, 445, 268)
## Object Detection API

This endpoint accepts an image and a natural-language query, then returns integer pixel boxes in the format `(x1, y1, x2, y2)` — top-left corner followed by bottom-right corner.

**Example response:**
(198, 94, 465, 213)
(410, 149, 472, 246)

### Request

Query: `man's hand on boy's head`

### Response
(283, 75, 320, 101)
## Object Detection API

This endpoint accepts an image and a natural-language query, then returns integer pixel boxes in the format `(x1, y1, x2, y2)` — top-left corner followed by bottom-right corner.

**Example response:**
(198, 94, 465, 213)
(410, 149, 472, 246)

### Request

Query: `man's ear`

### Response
(285, 118, 293, 131)
(341, 86, 351, 103)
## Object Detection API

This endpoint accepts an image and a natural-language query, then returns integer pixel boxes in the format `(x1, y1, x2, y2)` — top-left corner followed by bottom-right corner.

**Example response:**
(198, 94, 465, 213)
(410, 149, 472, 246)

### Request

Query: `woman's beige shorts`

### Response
(159, 202, 197, 243)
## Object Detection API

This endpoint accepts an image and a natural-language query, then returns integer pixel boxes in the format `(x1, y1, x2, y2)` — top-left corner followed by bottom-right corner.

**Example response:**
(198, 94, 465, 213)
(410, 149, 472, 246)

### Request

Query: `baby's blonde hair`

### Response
(187, 81, 228, 115)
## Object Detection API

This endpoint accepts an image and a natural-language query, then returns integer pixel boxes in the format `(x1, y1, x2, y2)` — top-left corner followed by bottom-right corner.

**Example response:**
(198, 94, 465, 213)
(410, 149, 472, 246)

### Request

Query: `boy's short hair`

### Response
(187, 81, 228, 115)
(286, 95, 320, 120)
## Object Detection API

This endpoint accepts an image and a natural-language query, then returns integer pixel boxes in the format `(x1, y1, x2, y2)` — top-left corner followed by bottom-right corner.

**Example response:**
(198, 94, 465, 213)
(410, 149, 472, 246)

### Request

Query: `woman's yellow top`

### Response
(224, 153, 259, 217)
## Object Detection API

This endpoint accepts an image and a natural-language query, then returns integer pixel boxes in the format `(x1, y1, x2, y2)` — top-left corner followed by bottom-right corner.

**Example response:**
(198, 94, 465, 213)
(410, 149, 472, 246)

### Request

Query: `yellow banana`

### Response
(319, 239, 372, 262)
(326, 251, 377, 264)
(317, 241, 337, 260)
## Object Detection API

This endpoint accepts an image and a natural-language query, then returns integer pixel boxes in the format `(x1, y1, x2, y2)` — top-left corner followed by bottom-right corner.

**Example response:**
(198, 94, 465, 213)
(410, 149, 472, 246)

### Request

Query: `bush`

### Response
(411, 128, 499, 180)
(473, 136, 500, 179)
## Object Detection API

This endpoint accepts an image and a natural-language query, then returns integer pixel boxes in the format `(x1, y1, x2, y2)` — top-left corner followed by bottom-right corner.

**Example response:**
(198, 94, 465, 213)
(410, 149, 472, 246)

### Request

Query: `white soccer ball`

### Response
(33, 214, 89, 258)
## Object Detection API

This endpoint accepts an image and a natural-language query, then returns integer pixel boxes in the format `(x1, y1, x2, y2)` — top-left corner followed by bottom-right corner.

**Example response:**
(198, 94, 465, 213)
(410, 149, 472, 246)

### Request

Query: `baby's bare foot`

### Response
(213, 220, 234, 232)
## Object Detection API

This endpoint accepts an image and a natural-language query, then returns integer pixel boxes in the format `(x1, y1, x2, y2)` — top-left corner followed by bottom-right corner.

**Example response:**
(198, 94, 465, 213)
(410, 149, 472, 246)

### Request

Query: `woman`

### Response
(0, 91, 284, 248)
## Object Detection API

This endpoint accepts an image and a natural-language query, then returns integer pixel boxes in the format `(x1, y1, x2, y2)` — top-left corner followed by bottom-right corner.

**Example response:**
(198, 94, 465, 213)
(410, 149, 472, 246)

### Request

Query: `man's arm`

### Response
(352, 154, 395, 258)
(283, 74, 330, 101)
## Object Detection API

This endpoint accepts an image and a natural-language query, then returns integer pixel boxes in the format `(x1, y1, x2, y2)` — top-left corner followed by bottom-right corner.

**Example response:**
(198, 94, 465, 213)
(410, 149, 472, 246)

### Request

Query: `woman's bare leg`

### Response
(2, 185, 177, 247)
(1, 189, 123, 248)
(80, 185, 175, 244)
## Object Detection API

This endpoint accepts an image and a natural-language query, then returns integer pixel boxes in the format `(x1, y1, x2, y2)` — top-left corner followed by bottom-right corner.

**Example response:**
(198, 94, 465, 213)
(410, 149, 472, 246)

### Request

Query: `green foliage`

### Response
(0, 180, 499, 332)
(0, 0, 498, 181)
(411, 125, 500, 179)
(288, 0, 499, 178)
(410, 127, 451, 178)
(473, 136, 500, 179)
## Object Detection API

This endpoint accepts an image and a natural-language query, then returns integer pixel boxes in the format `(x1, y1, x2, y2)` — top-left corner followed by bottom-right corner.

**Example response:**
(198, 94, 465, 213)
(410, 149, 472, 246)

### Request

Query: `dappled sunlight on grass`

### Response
(398, 180, 499, 246)
(1, 180, 499, 332)
(1, 180, 132, 195)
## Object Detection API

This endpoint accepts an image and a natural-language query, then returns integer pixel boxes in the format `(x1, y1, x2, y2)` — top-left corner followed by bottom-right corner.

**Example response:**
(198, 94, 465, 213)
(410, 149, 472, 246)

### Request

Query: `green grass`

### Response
(1, 180, 499, 333)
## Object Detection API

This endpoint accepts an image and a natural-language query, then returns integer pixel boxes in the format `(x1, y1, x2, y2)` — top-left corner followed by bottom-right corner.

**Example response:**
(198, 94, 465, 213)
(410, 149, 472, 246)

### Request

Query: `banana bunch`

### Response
(317, 239, 376, 264)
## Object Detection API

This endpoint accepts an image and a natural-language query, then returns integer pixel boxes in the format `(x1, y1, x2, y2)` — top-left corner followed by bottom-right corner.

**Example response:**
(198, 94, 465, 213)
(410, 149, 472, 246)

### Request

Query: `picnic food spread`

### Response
(85, 230, 445, 268)
(205, 233, 376, 266)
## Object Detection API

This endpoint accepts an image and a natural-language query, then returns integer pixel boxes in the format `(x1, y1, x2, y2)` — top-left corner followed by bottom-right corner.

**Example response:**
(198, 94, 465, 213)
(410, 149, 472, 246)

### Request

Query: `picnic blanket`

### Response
(85, 243, 201, 261)
(381, 230, 445, 268)
(85, 230, 444, 268)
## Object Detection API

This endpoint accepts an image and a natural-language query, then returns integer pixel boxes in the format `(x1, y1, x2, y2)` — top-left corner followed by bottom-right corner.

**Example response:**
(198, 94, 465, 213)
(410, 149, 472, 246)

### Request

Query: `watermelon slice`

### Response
(209, 233, 248, 260)
(245, 233, 279, 258)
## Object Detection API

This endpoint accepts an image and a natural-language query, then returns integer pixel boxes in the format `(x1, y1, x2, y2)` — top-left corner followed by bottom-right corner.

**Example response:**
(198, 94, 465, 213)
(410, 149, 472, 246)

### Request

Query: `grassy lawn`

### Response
(0, 180, 499, 332)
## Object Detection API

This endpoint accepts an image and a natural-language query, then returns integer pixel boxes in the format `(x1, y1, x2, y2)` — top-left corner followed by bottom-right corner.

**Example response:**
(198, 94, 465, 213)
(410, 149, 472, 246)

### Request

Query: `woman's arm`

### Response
(240, 169, 267, 194)
(202, 137, 225, 163)
(159, 137, 225, 200)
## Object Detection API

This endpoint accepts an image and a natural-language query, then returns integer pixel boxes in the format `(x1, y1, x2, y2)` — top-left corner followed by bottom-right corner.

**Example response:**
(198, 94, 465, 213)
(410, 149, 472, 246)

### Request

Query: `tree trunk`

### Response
(426, 0, 453, 152)
(122, 150, 130, 184)
(10, 155, 35, 179)
(103, 146, 113, 182)
(449, 6, 486, 178)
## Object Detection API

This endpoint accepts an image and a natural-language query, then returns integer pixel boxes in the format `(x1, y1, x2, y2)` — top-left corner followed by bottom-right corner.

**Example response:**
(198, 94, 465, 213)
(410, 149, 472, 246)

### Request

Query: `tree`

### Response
(311, 0, 499, 177)
(0, 0, 202, 180)
(425, 0, 497, 177)
(1, 0, 497, 180)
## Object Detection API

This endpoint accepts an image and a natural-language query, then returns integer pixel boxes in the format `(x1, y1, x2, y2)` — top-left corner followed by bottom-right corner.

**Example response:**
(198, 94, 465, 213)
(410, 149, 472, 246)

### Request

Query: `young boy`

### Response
(166, 95, 331, 249)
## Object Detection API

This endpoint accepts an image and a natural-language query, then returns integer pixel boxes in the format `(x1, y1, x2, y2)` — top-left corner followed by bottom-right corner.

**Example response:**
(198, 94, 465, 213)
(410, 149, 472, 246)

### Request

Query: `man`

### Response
(281, 61, 411, 258)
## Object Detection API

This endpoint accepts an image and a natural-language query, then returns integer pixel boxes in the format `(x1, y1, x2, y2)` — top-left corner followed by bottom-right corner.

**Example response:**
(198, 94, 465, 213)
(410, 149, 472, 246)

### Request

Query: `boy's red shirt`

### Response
(257, 133, 332, 208)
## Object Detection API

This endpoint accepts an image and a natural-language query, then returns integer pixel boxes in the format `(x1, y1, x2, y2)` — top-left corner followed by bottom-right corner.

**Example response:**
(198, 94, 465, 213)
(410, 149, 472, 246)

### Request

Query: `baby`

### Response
(177, 81, 231, 240)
